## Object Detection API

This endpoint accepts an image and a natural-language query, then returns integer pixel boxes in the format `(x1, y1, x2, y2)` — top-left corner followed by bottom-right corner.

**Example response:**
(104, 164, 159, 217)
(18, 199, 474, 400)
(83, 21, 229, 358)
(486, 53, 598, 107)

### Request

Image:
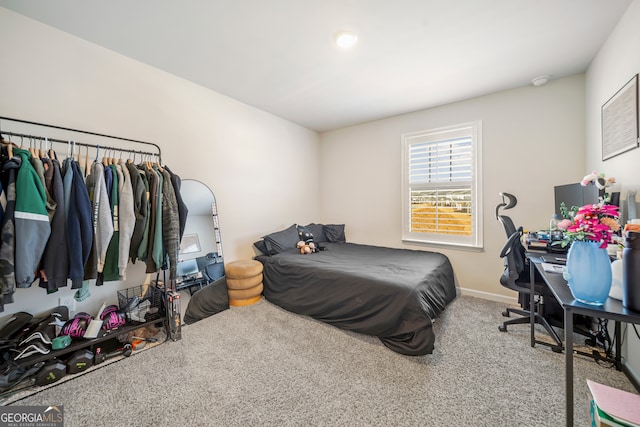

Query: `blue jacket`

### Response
(65, 159, 92, 288)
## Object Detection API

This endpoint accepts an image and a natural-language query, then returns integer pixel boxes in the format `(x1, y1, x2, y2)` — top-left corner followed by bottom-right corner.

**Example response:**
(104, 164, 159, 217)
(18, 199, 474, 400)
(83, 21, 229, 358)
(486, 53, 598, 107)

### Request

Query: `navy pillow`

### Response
(324, 224, 346, 242)
(263, 224, 300, 255)
(303, 223, 327, 242)
(253, 240, 268, 255)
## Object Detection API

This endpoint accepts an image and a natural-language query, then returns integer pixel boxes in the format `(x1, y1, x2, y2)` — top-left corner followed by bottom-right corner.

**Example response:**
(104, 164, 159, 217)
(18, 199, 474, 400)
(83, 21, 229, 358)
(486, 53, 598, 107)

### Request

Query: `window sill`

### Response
(402, 238, 483, 252)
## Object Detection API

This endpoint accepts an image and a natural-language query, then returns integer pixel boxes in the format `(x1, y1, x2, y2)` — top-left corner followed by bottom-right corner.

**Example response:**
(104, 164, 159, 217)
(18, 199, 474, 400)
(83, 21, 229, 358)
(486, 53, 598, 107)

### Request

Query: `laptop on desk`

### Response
(540, 254, 567, 265)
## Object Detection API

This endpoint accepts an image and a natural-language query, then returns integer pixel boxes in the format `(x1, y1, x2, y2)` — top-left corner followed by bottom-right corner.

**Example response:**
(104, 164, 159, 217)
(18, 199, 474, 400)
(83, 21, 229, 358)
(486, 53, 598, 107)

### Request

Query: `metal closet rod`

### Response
(0, 115, 162, 162)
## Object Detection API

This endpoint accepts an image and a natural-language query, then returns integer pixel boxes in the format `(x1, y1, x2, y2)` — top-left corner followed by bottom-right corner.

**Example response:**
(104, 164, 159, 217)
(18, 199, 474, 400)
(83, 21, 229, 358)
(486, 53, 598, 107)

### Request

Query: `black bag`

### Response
(184, 277, 229, 324)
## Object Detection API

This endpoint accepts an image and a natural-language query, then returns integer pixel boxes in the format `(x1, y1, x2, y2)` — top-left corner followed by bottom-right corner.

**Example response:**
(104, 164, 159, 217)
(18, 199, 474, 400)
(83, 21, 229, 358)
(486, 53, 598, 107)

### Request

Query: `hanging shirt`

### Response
(117, 160, 134, 279)
(86, 162, 113, 274)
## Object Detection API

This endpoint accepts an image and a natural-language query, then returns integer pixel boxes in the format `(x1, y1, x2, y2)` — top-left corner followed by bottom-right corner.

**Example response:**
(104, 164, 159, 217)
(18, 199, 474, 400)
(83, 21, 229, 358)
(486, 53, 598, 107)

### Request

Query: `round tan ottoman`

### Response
(225, 260, 264, 306)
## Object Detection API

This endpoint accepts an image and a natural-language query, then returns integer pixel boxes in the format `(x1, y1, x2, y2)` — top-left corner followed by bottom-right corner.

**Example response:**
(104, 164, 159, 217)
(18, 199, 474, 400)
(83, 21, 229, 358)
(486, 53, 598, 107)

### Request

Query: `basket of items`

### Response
(117, 284, 165, 323)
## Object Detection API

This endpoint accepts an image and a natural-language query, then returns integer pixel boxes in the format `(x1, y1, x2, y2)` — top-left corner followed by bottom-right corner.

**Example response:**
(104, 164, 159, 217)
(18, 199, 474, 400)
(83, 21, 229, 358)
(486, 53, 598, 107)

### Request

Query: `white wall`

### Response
(0, 8, 319, 316)
(320, 74, 586, 300)
(585, 0, 640, 385)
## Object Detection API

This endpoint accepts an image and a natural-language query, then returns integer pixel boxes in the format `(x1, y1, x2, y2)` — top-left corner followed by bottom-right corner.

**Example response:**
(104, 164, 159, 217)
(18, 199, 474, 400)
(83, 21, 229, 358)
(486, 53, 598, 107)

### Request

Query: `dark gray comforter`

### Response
(256, 242, 457, 355)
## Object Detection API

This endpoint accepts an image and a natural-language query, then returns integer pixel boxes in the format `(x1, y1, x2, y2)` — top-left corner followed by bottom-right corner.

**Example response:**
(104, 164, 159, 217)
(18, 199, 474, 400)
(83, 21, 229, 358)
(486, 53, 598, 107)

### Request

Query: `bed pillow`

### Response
(253, 240, 268, 256)
(300, 223, 327, 243)
(323, 224, 346, 242)
(263, 224, 300, 255)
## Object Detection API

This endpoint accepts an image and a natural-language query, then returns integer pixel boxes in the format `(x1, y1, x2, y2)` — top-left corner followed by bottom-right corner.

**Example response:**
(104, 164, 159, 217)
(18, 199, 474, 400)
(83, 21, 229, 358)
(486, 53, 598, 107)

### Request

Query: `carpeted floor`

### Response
(6, 295, 637, 426)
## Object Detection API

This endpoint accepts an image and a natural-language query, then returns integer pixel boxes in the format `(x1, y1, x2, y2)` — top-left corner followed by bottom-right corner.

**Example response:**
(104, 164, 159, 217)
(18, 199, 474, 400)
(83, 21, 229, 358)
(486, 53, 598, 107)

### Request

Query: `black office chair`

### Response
(496, 193, 562, 352)
(202, 252, 224, 283)
(499, 230, 563, 351)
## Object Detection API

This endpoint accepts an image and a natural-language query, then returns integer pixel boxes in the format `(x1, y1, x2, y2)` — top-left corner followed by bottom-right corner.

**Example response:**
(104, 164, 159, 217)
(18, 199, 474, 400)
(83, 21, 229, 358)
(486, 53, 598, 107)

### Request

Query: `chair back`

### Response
(202, 252, 225, 282)
(497, 214, 517, 238)
(499, 229, 529, 293)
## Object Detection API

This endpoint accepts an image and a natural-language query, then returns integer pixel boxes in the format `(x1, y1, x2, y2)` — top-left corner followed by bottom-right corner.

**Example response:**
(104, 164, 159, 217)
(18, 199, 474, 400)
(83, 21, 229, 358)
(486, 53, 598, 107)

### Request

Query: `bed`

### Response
(254, 224, 457, 356)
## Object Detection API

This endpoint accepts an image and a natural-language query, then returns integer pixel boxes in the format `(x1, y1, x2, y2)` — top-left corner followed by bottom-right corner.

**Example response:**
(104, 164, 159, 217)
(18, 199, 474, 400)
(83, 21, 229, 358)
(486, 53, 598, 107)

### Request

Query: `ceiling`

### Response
(0, 0, 632, 132)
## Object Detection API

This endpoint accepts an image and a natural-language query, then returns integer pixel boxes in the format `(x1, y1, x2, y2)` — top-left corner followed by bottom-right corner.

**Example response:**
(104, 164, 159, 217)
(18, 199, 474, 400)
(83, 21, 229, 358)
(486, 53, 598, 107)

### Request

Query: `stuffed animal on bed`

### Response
(296, 240, 316, 254)
(297, 229, 317, 254)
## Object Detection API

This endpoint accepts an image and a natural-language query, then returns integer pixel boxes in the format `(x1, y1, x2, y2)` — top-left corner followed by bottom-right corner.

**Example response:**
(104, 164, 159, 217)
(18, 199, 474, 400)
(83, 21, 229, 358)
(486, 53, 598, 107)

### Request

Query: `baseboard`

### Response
(457, 287, 518, 305)
(623, 362, 640, 392)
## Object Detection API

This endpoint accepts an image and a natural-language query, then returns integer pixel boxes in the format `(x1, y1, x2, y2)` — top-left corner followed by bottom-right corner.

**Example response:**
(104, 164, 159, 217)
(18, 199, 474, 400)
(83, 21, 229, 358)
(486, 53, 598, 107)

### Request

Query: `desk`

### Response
(528, 254, 640, 426)
(176, 276, 208, 294)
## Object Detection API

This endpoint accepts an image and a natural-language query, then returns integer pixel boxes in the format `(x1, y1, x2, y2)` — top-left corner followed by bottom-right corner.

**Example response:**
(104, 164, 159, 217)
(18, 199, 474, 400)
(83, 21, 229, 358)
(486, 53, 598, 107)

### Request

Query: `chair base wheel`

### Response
(499, 325, 507, 332)
(502, 310, 510, 317)
(551, 346, 563, 353)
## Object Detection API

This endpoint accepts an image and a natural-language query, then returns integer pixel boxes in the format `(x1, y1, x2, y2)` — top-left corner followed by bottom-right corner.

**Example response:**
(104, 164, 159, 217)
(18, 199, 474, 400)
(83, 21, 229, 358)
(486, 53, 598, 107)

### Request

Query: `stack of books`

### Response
(588, 380, 640, 427)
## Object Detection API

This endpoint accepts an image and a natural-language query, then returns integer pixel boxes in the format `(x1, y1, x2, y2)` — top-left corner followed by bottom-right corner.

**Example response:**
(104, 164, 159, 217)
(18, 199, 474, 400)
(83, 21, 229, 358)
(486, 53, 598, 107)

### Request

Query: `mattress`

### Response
(255, 242, 457, 355)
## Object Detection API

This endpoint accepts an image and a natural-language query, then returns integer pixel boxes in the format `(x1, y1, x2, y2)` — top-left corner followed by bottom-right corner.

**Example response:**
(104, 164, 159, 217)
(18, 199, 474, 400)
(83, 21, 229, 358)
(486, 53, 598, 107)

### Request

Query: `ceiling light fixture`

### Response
(334, 31, 358, 49)
(531, 75, 550, 87)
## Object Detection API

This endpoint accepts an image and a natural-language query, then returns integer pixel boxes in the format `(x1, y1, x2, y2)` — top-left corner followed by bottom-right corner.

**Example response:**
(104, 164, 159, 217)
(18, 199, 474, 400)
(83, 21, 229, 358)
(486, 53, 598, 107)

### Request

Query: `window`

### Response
(401, 122, 482, 249)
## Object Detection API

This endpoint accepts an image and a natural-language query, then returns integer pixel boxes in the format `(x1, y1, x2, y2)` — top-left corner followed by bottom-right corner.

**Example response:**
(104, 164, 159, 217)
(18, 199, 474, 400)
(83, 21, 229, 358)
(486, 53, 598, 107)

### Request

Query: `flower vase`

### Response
(564, 240, 612, 305)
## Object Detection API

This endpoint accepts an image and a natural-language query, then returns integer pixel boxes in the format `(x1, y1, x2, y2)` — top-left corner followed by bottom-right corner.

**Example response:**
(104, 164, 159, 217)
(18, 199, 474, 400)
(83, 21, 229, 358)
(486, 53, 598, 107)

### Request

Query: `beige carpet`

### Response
(6, 295, 637, 426)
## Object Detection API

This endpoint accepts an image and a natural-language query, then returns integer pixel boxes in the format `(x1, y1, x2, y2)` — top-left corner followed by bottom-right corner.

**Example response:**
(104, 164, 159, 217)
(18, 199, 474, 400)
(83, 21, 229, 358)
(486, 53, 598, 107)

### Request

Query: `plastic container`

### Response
(622, 231, 640, 311)
(549, 213, 563, 242)
(550, 213, 559, 232)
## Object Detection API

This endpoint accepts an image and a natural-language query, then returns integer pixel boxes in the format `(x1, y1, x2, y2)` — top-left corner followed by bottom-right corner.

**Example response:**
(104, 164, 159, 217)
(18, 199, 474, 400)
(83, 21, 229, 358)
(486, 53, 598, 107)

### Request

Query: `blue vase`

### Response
(564, 240, 612, 305)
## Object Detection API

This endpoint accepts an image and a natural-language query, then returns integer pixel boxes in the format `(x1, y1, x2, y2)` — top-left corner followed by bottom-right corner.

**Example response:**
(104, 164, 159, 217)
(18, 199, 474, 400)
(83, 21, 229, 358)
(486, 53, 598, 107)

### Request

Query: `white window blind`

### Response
(402, 122, 482, 249)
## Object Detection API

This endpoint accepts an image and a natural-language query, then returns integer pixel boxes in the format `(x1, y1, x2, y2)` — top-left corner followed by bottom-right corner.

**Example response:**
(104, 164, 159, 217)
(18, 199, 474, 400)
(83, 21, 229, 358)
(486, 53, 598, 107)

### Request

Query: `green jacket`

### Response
(13, 148, 51, 287)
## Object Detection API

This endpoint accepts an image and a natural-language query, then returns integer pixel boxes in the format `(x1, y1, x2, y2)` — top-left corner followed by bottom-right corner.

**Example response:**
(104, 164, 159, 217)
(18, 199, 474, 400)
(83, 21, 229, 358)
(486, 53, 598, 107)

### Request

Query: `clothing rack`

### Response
(0, 116, 162, 163)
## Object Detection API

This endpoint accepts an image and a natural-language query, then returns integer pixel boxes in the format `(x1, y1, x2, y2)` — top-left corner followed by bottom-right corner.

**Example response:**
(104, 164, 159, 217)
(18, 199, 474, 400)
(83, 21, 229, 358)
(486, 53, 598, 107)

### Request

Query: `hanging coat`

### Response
(30, 156, 55, 222)
(160, 168, 179, 284)
(151, 165, 164, 271)
(143, 164, 159, 274)
(164, 166, 188, 242)
(103, 164, 120, 282)
(126, 162, 147, 263)
(0, 155, 21, 309)
(13, 148, 50, 288)
(66, 160, 93, 289)
(40, 157, 68, 291)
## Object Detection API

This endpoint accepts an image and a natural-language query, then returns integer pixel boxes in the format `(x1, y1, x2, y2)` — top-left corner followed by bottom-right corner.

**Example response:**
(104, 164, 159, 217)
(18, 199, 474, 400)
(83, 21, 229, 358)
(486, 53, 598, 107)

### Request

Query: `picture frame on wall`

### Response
(602, 74, 639, 161)
(179, 233, 201, 254)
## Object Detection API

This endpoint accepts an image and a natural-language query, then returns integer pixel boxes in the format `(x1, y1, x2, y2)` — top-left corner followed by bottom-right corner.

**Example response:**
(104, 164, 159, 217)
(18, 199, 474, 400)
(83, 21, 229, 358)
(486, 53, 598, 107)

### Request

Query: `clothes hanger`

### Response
(102, 146, 109, 166)
(48, 138, 57, 160)
(84, 145, 90, 178)
(29, 137, 37, 158)
(155, 153, 163, 172)
(78, 143, 85, 172)
(1, 134, 14, 159)
(39, 137, 46, 159)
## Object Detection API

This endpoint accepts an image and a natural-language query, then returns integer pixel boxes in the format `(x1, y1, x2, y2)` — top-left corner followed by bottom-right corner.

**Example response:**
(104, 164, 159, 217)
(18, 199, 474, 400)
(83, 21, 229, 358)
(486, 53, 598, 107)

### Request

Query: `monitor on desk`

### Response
(554, 182, 599, 218)
(177, 258, 200, 278)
